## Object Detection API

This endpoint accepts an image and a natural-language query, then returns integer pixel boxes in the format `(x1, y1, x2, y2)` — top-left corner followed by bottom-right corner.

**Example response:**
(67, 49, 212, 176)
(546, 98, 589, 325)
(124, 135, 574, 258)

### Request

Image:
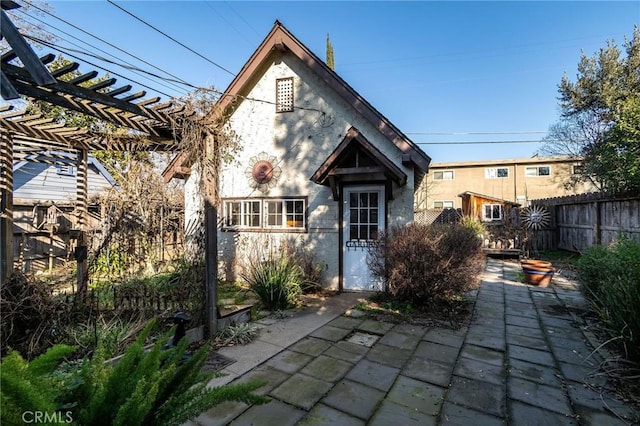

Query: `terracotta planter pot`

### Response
(522, 266, 555, 288)
(520, 259, 552, 269)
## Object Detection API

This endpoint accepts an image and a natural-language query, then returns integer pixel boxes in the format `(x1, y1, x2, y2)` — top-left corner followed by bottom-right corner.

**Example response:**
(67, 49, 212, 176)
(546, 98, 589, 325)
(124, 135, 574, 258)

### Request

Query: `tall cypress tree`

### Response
(326, 33, 335, 70)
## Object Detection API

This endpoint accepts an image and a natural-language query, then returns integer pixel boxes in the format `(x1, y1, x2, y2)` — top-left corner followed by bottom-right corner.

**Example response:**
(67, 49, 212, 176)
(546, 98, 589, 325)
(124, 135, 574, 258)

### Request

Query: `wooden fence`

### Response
(531, 193, 640, 253)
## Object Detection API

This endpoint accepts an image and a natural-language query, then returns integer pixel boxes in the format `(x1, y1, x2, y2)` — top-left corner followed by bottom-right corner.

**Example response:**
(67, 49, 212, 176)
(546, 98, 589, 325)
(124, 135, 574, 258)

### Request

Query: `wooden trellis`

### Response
(0, 2, 219, 335)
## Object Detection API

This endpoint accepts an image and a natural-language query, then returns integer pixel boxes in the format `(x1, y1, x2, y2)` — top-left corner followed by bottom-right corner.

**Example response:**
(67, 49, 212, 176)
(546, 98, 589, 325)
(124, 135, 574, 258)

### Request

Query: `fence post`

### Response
(594, 201, 601, 246)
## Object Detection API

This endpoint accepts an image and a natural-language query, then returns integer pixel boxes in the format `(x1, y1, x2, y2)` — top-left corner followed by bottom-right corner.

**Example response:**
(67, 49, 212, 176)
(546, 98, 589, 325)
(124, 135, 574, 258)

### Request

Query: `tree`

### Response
(326, 33, 335, 70)
(542, 26, 640, 195)
(1, 1, 57, 53)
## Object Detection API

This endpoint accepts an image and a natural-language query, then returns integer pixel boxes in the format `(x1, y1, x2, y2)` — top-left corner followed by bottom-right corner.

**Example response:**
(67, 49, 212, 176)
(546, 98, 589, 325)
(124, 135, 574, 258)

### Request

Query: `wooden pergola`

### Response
(1, 2, 219, 335)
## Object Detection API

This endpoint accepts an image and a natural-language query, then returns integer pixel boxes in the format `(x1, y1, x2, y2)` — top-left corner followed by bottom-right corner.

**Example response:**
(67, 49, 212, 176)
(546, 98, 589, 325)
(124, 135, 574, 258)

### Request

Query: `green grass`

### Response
(538, 249, 580, 268)
(218, 281, 251, 305)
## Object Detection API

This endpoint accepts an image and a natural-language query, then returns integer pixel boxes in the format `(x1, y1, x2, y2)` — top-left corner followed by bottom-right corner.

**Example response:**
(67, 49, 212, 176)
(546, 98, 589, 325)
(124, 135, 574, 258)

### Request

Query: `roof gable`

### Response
(216, 21, 430, 172)
(14, 151, 117, 187)
(311, 126, 407, 186)
(163, 21, 431, 182)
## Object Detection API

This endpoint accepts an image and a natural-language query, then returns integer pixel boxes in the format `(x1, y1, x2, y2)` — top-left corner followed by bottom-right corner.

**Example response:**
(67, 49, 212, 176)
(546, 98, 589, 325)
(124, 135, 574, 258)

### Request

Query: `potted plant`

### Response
(521, 263, 555, 287)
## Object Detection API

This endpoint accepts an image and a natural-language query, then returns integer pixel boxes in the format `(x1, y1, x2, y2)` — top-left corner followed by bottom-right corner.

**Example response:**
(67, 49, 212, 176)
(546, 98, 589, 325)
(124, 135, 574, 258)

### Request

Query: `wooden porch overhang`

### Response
(310, 126, 407, 201)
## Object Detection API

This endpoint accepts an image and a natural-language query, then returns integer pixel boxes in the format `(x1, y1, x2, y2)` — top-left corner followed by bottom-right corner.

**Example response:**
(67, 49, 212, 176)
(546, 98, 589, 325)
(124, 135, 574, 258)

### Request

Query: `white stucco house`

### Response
(164, 21, 431, 291)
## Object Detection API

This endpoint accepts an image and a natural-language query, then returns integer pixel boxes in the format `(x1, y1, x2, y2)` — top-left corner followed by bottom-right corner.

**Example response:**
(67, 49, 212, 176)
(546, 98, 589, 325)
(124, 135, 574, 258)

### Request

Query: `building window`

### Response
(265, 200, 283, 227)
(525, 166, 551, 177)
(433, 170, 454, 180)
(56, 164, 75, 176)
(482, 203, 503, 221)
(485, 167, 509, 179)
(285, 200, 305, 228)
(276, 77, 294, 112)
(225, 201, 242, 227)
(223, 198, 306, 230)
(572, 164, 584, 175)
(243, 201, 261, 227)
(433, 200, 454, 209)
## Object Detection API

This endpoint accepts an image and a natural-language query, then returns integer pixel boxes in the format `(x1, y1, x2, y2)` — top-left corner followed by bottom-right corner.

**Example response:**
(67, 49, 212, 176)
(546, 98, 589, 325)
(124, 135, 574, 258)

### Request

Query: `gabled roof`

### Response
(13, 151, 118, 188)
(163, 20, 430, 181)
(311, 126, 408, 186)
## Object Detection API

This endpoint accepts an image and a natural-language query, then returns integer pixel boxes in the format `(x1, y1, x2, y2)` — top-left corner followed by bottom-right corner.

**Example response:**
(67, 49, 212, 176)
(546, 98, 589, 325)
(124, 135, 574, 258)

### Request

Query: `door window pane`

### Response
(359, 193, 369, 207)
(350, 193, 358, 207)
(370, 192, 378, 207)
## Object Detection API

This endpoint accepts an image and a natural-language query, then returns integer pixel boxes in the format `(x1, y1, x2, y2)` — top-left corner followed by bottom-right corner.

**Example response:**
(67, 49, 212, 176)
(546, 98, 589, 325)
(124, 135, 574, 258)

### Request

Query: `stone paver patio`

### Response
(189, 259, 639, 425)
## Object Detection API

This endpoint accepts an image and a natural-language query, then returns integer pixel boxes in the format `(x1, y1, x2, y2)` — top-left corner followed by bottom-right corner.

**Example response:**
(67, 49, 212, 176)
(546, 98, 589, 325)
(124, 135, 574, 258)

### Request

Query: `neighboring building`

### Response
(417, 156, 597, 213)
(163, 21, 431, 291)
(12, 151, 117, 271)
(14, 151, 116, 203)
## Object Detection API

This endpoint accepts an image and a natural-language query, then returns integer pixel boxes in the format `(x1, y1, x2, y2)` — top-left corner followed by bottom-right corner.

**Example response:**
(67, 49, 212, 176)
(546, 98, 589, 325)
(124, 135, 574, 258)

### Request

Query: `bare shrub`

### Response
(369, 223, 485, 305)
(0, 272, 70, 359)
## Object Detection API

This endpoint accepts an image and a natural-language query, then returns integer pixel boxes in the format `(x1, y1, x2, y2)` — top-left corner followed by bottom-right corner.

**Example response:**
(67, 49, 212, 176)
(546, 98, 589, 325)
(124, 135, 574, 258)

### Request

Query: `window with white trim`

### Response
(525, 165, 551, 177)
(276, 77, 294, 112)
(572, 164, 584, 175)
(223, 198, 306, 230)
(56, 164, 75, 176)
(482, 203, 503, 221)
(485, 167, 509, 179)
(433, 200, 454, 209)
(433, 170, 454, 180)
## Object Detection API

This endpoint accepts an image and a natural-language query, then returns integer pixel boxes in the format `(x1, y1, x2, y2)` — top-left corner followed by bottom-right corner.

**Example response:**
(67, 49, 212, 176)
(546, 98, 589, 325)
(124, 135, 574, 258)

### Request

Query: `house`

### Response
(12, 151, 117, 271)
(417, 156, 597, 214)
(163, 21, 431, 291)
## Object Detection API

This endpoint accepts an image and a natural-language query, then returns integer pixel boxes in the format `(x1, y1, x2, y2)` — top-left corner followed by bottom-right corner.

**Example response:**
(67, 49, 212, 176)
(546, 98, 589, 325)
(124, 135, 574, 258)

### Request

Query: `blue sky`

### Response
(7, 1, 640, 162)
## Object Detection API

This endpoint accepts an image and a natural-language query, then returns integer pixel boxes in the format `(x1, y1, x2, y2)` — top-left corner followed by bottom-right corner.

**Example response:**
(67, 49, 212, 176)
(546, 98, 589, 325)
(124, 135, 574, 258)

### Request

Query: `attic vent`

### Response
(276, 77, 294, 112)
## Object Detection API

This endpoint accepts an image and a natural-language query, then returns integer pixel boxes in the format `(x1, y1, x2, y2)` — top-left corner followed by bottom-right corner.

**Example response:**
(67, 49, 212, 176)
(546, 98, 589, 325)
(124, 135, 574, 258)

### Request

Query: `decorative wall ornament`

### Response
(245, 152, 281, 192)
(521, 205, 550, 230)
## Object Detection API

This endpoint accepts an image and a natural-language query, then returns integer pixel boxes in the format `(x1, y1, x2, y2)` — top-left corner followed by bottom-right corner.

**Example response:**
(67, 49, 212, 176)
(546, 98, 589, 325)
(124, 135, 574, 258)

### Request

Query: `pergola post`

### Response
(204, 135, 218, 338)
(75, 148, 89, 300)
(0, 132, 14, 283)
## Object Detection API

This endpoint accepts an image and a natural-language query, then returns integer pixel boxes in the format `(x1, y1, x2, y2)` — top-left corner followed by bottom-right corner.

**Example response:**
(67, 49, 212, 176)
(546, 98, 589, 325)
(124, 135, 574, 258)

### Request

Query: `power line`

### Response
(107, 0, 236, 77)
(24, 34, 177, 99)
(204, 1, 254, 47)
(19, 1, 193, 93)
(415, 140, 557, 145)
(407, 131, 548, 136)
(16, 9, 190, 97)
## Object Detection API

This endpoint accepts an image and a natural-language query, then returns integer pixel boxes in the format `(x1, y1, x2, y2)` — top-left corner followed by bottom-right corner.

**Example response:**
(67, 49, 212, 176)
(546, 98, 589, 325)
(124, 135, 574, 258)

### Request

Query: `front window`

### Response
(433, 200, 454, 209)
(482, 203, 503, 221)
(525, 166, 551, 177)
(265, 201, 283, 227)
(243, 201, 261, 227)
(223, 198, 306, 231)
(56, 164, 75, 176)
(433, 170, 454, 180)
(285, 200, 305, 228)
(485, 167, 509, 179)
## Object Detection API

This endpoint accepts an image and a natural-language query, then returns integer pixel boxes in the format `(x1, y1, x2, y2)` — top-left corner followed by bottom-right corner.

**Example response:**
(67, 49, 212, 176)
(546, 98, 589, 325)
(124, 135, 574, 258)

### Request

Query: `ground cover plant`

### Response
(0, 321, 269, 426)
(368, 221, 485, 305)
(577, 236, 640, 363)
(353, 293, 474, 328)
